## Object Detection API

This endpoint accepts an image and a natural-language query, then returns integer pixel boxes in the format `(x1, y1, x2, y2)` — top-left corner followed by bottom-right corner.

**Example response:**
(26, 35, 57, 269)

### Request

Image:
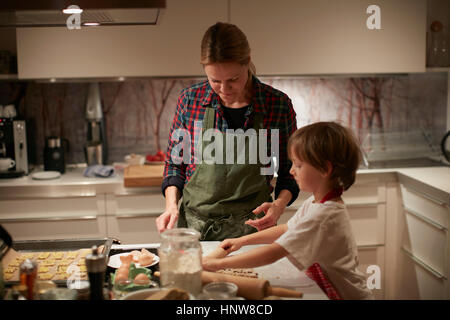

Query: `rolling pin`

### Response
(154, 271, 303, 300)
(205, 246, 228, 259)
(202, 271, 303, 300)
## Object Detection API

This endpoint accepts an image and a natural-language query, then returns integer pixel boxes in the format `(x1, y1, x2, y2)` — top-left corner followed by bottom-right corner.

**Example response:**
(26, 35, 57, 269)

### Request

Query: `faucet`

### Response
(360, 148, 370, 168)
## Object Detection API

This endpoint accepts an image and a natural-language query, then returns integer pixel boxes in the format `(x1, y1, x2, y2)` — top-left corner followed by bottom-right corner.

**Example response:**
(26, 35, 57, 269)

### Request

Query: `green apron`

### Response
(178, 105, 272, 241)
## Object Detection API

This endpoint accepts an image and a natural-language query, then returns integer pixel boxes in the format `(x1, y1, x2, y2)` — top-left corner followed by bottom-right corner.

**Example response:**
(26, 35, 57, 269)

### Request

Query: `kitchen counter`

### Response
(0, 166, 161, 199)
(202, 241, 328, 300)
(112, 242, 328, 300)
(358, 167, 450, 194)
(0, 166, 448, 200)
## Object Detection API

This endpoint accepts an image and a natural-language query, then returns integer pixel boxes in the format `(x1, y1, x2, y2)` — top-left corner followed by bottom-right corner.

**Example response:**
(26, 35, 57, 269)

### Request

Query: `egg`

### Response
(133, 273, 150, 285)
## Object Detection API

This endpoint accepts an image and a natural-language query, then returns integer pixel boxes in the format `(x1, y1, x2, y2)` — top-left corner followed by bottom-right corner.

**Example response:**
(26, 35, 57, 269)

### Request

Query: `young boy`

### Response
(202, 122, 373, 300)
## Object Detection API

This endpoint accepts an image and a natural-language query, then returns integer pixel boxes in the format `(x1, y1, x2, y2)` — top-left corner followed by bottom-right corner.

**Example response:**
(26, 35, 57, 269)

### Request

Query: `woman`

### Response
(156, 22, 299, 241)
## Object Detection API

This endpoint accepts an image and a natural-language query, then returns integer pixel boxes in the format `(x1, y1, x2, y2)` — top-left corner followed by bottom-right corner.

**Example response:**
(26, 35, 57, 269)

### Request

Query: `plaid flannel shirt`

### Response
(162, 76, 299, 206)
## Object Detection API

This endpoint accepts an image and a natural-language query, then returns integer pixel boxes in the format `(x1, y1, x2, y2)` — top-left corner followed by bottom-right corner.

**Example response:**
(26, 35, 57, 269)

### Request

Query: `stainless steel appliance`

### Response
(361, 129, 446, 168)
(43, 136, 69, 174)
(85, 83, 107, 165)
(0, 0, 166, 28)
(0, 118, 29, 177)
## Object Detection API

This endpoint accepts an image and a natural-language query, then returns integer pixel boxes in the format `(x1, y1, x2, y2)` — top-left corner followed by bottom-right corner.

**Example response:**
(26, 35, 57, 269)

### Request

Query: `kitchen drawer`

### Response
(357, 245, 385, 300)
(0, 195, 105, 220)
(342, 182, 386, 205)
(106, 216, 160, 244)
(399, 248, 447, 300)
(348, 204, 386, 246)
(402, 209, 447, 277)
(284, 197, 386, 246)
(1, 216, 108, 241)
(106, 193, 165, 217)
(288, 179, 386, 210)
(400, 184, 449, 230)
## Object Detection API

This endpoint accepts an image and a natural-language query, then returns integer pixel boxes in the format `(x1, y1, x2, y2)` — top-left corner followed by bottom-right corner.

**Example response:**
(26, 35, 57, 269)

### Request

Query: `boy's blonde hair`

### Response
(288, 122, 361, 191)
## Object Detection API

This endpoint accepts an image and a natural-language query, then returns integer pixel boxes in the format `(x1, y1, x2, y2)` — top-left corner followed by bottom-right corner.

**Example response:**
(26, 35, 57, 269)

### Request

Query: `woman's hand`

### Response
(245, 201, 286, 231)
(202, 257, 222, 272)
(220, 238, 244, 254)
(156, 205, 179, 233)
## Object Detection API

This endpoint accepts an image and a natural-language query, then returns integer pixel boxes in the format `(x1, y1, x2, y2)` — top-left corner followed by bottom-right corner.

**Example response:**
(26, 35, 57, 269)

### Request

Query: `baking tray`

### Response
(3, 237, 113, 286)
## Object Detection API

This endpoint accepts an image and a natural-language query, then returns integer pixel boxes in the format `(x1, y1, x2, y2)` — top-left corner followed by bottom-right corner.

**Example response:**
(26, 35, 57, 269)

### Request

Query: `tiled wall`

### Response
(0, 72, 447, 165)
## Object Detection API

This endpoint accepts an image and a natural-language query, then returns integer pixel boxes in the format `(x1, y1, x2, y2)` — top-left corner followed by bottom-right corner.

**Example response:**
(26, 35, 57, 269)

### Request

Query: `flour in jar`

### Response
(159, 248, 202, 296)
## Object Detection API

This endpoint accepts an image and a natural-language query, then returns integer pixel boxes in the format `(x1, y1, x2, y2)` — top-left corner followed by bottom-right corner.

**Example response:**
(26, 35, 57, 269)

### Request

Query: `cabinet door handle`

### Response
(346, 203, 379, 208)
(401, 247, 446, 280)
(404, 186, 447, 207)
(403, 206, 447, 231)
(0, 215, 98, 223)
(115, 212, 160, 218)
(357, 244, 384, 250)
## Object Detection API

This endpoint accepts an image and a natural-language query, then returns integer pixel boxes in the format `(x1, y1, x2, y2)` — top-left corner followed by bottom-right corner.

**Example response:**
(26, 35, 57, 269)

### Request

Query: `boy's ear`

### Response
(321, 161, 333, 178)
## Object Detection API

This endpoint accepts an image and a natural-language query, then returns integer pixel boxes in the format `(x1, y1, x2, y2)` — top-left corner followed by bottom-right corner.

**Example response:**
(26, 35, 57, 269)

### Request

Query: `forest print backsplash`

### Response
(0, 73, 447, 165)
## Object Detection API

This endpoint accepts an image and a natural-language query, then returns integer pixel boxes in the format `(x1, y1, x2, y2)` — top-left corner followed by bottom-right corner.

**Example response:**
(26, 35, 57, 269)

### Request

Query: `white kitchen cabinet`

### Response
(0, 195, 107, 240)
(16, 0, 228, 78)
(396, 182, 450, 299)
(358, 246, 385, 300)
(399, 250, 447, 300)
(105, 193, 163, 244)
(230, 0, 426, 74)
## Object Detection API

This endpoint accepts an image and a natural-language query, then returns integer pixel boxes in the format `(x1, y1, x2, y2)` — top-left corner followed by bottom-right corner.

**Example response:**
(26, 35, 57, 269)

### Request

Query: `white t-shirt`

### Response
(276, 196, 373, 300)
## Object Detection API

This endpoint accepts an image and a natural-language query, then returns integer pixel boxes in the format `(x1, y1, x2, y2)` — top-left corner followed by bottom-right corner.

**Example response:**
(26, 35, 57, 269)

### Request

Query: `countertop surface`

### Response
(0, 166, 449, 197)
(112, 242, 328, 300)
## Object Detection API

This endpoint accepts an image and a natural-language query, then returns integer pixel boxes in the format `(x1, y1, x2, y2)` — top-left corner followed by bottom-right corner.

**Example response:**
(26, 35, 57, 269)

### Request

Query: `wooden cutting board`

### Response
(123, 165, 164, 187)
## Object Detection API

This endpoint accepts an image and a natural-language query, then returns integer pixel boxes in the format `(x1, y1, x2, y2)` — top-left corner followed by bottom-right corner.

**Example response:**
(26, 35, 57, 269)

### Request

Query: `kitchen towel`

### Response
(305, 263, 341, 300)
(83, 165, 115, 178)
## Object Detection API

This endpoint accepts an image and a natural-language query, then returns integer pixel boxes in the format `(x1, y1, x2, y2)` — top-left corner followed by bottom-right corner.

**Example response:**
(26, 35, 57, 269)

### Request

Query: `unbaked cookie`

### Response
(38, 273, 53, 280)
(38, 252, 51, 260)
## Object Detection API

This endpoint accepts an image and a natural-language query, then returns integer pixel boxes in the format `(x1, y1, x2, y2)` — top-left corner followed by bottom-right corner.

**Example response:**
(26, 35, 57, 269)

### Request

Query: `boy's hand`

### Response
(202, 257, 222, 272)
(245, 202, 285, 231)
(220, 238, 243, 253)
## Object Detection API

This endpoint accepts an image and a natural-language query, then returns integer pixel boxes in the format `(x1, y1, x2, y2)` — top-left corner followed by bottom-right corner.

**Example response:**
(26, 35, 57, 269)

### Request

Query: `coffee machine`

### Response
(85, 83, 107, 165)
(44, 136, 69, 174)
(0, 118, 29, 177)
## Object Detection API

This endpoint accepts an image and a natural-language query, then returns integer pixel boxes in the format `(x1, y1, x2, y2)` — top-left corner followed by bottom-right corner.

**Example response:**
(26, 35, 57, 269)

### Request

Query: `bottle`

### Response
(158, 228, 202, 296)
(85, 245, 107, 300)
(19, 259, 38, 300)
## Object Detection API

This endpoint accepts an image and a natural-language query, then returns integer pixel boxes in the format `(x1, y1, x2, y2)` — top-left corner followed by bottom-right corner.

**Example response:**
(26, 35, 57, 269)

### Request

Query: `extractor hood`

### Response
(0, 0, 166, 27)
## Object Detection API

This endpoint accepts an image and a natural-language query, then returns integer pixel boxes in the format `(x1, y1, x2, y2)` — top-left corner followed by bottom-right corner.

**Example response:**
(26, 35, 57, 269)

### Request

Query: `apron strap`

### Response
(203, 107, 216, 131)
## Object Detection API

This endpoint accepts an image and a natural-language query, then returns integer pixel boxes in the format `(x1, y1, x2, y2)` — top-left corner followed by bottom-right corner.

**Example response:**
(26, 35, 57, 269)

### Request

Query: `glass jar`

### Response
(158, 228, 202, 296)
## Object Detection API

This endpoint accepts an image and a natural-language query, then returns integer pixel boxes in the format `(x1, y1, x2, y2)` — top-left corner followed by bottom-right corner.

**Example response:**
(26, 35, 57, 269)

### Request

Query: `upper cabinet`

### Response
(15, 0, 428, 78)
(230, 0, 427, 75)
(16, 0, 227, 79)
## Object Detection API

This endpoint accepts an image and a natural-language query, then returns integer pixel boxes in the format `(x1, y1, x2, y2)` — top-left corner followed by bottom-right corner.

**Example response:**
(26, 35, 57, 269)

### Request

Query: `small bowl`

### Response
(124, 154, 145, 166)
(120, 288, 194, 300)
(201, 282, 238, 299)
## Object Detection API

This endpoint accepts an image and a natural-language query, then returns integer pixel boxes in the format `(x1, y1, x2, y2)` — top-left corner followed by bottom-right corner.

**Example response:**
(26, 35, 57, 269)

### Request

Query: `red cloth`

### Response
(306, 263, 342, 300)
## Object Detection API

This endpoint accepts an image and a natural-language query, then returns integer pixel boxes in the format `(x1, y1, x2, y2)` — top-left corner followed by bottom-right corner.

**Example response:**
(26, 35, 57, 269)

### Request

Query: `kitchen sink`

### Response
(362, 157, 449, 169)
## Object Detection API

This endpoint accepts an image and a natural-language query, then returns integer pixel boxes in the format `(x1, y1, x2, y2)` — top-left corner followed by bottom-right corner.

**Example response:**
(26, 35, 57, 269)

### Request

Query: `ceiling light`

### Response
(63, 7, 83, 14)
